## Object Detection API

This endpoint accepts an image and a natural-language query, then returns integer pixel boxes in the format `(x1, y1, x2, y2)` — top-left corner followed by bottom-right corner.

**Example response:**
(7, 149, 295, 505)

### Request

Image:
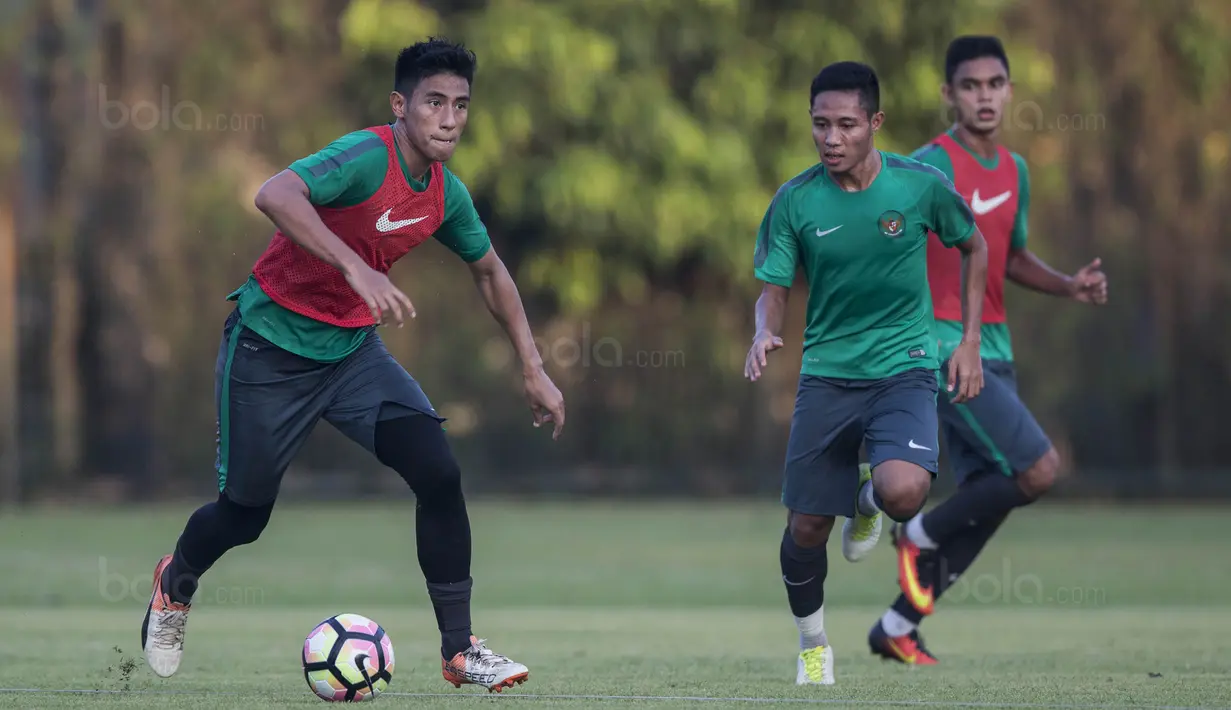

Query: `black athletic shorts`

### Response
(213, 308, 444, 506)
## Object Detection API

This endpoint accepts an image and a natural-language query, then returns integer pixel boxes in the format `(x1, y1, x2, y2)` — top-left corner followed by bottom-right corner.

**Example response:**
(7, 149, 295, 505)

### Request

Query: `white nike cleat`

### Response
(141, 554, 191, 678)
(796, 644, 835, 685)
(842, 463, 883, 562)
(442, 636, 529, 693)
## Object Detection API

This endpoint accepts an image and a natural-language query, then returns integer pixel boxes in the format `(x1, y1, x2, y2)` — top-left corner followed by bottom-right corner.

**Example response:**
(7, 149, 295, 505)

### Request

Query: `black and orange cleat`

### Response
(442, 636, 529, 693)
(893, 522, 937, 616)
(868, 621, 938, 665)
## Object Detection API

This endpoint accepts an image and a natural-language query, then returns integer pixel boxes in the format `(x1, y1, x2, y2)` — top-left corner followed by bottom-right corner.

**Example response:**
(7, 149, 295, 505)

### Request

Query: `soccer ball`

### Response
(302, 613, 395, 702)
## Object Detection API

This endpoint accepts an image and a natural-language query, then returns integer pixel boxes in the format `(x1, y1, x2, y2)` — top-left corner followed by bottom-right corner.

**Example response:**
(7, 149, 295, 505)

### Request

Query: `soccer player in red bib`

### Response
(141, 38, 563, 693)
(867, 36, 1108, 664)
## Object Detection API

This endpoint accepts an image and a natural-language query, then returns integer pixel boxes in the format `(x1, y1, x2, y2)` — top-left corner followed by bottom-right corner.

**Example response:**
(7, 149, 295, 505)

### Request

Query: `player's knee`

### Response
(874, 465, 931, 521)
(1019, 447, 1060, 499)
(412, 450, 463, 503)
(216, 492, 273, 547)
(375, 414, 463, 504)
(787, 511, 834, 548)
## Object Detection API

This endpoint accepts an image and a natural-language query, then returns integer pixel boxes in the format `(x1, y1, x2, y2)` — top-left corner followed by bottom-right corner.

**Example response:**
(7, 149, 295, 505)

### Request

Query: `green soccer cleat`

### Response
(842, 463, 882, 562)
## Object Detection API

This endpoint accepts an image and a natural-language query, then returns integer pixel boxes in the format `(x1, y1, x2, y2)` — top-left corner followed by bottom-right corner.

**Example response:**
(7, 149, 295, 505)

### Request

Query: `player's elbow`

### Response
(968, 227, 988, 256)
(254, 171, 306, 217)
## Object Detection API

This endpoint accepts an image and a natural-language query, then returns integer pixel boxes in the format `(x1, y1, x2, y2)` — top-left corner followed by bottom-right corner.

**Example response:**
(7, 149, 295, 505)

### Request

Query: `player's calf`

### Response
(781, 515, 835, 684)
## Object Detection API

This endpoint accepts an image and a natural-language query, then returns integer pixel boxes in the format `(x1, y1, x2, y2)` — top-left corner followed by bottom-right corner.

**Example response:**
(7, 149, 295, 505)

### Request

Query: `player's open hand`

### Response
(1071, 257, 1108, 305)
(345, 263, 416, 327)
(744, 332, 784, 381)
(524, 366, 565, 440)
(947, 340, 984, 404)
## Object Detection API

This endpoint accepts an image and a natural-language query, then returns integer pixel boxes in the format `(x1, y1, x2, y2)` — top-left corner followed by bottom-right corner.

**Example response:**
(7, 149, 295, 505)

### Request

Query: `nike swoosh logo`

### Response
(970, 189, 1011, 215)
(815, 225, 843, 237)
(783, 575, 816, 586)
(908, 440, 931, 451)
(376, 208, 428, 233)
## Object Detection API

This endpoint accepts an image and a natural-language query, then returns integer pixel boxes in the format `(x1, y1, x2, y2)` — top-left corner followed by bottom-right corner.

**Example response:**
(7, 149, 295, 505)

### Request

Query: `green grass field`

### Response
(0, 500, 1228, 708)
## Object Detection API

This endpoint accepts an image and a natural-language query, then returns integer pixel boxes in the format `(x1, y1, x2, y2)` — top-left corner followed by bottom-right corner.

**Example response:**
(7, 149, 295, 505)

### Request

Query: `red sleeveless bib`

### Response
(253, 124, 446, 327)
(925, 132, 1019, 323)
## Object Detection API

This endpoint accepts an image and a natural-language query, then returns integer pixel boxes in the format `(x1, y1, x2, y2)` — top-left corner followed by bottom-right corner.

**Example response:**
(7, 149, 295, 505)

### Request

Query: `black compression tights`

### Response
(165, 414, 472, 647)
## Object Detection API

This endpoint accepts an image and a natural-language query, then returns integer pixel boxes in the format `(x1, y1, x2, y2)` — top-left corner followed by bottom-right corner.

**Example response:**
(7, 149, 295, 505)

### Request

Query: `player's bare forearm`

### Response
(956, 229, 988, 342)
(1007, 247, 1076, 297)
(468, 250, 544, 374)
(754, 284, 790, 340)
(254, 170, 365, 277)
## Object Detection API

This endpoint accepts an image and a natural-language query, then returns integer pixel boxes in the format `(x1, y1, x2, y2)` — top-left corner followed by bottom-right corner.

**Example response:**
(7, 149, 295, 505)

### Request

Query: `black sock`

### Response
(374, 414, 474, 659)
(427, 578, 474, 659)
(164, 493, 273, 605)
(779, 527, 828, 618)
(890, 511, 1007, 625)
(921, 473, 1031, 545)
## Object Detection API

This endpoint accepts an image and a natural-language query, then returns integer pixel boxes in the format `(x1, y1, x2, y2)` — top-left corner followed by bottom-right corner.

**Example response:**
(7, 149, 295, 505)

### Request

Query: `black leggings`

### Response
(168, 413, 470, 599)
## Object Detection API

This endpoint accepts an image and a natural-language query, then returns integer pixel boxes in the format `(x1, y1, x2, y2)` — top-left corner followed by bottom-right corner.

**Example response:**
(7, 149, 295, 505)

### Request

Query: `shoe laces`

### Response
(801, 646, 827, 678)
(464, 638, 511, 669)
(152, 608, 188, 650)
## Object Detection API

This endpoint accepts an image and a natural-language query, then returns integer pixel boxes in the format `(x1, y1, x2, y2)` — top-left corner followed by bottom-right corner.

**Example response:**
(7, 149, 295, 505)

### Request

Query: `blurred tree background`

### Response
(1, 0, 1227, 503)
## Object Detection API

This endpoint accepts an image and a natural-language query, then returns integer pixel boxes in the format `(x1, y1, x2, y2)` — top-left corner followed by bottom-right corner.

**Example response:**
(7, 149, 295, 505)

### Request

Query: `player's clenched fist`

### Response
(344, 262, 417, 327)
(744, 332, 784, 381)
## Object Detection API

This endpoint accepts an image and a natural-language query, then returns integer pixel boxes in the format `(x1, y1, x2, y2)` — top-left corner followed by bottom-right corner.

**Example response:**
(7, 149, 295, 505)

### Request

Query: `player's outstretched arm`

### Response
(744, 284, 789, 381)
(1007, 249, 1108, 304)
(254, 170, 415, 325)
(466, 249, 565, 439)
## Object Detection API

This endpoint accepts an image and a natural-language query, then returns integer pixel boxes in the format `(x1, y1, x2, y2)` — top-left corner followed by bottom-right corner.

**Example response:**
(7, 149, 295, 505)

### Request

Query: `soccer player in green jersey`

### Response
(141, 39, 563, 693)
(743, 61, 989, 685)
(868, 36, 1108, 666)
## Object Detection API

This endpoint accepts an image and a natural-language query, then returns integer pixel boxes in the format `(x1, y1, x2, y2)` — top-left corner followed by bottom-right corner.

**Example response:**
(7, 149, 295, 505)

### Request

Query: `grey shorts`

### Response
(937, 358, 1052, 484)
(213, 308, 444, 506)
(781, 367, 939, 518)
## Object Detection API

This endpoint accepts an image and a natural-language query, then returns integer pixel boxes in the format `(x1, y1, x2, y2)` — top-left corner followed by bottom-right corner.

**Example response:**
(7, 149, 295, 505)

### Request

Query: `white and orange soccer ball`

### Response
(302, 613, 395, 702)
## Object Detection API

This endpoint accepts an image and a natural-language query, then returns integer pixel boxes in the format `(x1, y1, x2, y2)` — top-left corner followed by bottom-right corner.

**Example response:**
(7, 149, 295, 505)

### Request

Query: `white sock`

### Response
(880, 609, 917, 637)
(794, 605, 827, 649)
(856, 480, 879, 517)
(906, 514, 938, 550)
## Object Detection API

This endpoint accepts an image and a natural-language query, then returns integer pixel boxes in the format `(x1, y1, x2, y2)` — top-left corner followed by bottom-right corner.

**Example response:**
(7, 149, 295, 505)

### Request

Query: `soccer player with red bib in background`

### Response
(141, 38, 563, 693)
(867, 36, 1108, 665)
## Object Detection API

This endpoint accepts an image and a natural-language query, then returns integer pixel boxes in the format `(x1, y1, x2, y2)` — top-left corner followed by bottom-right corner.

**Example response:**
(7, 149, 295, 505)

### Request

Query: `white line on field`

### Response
(0, 688, 1223, 709)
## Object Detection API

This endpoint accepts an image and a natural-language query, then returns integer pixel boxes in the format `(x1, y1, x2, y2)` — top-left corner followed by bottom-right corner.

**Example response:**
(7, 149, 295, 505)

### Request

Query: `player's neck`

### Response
(830, 149, 882, 192)
(392, 121, 433, 183)
(952, 124, 1000, 161)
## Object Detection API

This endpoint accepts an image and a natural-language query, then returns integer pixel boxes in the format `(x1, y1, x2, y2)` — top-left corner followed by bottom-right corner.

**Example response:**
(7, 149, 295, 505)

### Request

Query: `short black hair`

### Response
(394, 37, 477, 96)
(944, 35, 1009, 84)
(809, 61, 879, 117)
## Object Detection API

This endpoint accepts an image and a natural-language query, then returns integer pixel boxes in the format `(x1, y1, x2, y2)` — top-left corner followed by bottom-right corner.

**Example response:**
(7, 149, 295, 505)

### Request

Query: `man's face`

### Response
(391, 72, 470, 163)
(811, 90, 883, 174)
(943, 57, 1011, 135)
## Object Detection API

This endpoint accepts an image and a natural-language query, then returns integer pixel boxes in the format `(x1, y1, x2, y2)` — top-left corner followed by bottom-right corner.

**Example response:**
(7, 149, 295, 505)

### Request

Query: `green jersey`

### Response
(230, 127, 492, 362)
(754, 151, 976, 380)
(911, 129, 1030, 362)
